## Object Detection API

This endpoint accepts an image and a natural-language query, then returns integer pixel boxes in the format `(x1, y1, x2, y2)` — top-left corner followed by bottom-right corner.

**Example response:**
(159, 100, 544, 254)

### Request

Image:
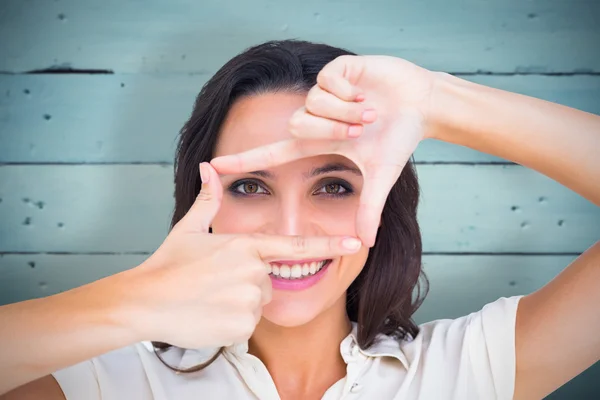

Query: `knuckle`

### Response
(305, 90, 325, 112)
(316, 72, 331, 88)
(288, 111, 304, 135)
(291, 235, 309, 254)
(346, 104, 363, 123)
(238, 315, 256, 338)
(243, 286, 262, 308)
(234, 286, 258, 309)
(333, 121, 350, 139)
(262, 287, 273, 305)
(196, 190, 212, 202)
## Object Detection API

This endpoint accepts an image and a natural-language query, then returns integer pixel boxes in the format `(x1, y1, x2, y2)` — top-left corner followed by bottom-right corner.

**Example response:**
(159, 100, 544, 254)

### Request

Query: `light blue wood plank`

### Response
(1, 74, 599, 163)
(0, 254, 146, 305)
(0, 165, 597, 253)
(0, 0, 598, 73)
(0, 73, 204, 163)
(414, 254, 573, 322)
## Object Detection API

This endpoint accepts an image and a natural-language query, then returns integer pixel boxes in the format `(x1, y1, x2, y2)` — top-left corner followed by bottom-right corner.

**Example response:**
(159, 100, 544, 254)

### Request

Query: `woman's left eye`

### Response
(314, 182, 352, 197)
(231, 180, 269, 195)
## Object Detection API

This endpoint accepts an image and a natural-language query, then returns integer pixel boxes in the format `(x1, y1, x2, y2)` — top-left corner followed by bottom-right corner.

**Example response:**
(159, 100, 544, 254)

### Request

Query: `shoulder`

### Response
(412, 295, 523, 349)
(399, 296, 523, 399)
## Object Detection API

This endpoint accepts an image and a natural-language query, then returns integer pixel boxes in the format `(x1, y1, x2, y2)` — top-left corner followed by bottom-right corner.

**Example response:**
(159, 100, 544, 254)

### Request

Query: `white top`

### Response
(52, 296, 522, 400)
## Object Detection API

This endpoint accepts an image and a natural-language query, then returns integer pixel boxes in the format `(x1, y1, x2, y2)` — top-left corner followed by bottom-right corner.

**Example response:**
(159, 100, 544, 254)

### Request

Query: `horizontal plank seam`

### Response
(0, 70, 599, 77)
(0, 251, 581, 256)
(0, 161, 517, 166)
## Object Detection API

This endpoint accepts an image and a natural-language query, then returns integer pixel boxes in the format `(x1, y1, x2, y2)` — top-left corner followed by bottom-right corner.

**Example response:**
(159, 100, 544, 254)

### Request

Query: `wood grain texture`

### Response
(0, 0, 598, 74)
(0, 1, 598, 396)
(0, 164, 597, 253)
(1, 74, 599, 163)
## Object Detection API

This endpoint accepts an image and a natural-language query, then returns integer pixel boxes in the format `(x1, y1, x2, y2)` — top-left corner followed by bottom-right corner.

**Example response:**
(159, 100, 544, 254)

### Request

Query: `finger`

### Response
(253, 306, 263, 325)
(252, 234, 363, 261)
(305, 85, 377, 126)
(260, 277, 272, 306)
(289, 106, 366, 140)
(179, 162, 223, 232)
(356, 165, 400, 247)
(210, 139, 343, 174)
(317, 55, 365, 101)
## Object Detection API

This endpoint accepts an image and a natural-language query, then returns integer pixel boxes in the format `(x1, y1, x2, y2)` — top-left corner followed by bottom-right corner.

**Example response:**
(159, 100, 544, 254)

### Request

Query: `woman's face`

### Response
(211, 92, 369, 327)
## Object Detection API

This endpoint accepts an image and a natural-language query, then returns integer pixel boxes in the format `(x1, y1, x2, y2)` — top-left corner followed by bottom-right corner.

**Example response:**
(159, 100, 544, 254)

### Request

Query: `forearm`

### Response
(430, 72, 600, 206)
(0, 271, 140, 395)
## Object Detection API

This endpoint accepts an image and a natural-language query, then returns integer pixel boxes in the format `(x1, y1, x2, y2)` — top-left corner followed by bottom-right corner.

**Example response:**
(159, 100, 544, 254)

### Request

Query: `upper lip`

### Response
(269, 258, 331, 266)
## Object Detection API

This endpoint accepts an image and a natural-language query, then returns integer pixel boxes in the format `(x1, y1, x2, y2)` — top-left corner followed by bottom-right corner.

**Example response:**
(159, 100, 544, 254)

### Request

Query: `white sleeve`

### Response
(52, 359, 101, 400)
(466, 296, 523, 400)
(410, 295, 523, 400)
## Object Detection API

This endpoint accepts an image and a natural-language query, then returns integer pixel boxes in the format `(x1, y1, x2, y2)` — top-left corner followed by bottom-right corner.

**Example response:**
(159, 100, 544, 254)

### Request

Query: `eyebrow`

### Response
(247, 162, 362, 180)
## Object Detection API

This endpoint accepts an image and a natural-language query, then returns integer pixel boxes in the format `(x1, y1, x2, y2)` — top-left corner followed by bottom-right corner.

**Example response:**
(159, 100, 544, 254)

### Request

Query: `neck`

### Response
(248, 295, 352, 398)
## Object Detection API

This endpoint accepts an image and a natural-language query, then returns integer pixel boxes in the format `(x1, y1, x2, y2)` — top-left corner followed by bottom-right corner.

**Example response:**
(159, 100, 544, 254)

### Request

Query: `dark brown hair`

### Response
(152, 40, 428, 373)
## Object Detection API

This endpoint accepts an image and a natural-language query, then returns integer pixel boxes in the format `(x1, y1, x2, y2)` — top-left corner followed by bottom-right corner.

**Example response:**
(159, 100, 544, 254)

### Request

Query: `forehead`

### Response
(214, 92, 305, 157)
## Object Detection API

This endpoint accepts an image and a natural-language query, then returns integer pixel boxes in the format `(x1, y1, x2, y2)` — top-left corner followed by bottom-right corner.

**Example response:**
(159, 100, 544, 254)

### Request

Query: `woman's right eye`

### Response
(230, 180, 269, 195)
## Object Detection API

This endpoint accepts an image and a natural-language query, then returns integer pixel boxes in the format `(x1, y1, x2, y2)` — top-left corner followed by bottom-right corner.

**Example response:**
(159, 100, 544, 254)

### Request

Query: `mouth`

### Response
(268, 259, 333, 280)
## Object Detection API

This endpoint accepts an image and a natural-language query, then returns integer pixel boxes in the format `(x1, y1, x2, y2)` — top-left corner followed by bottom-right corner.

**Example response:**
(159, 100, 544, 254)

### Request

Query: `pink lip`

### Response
(270, 260, 332, 291)
(270, 258, 329, 265)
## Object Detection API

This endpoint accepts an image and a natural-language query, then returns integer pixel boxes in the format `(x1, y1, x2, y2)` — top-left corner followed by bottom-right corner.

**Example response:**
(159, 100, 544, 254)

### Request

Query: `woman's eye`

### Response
(315, 182, 350, 196)
(325, 183, 343, 194)
(232, 181, 268, 195)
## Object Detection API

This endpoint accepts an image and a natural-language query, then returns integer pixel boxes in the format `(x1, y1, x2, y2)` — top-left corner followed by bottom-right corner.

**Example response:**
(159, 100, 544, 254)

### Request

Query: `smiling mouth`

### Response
(268, 259, 332, 280)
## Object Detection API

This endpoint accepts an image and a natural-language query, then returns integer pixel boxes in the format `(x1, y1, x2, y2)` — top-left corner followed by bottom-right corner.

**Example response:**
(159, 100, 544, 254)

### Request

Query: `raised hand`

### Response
(127, 163, 363, 349)
(211, 55, 438, 246)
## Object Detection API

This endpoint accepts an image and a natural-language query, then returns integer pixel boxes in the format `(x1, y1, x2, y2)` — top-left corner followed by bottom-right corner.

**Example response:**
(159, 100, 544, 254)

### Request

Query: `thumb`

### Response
(179, 162, 223, 233)
(356, 165, 398, 247)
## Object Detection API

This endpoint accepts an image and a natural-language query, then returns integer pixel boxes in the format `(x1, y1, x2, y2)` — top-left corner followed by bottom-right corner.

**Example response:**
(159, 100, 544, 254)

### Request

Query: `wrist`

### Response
(83, 269, 148, 345)
(426, 71, 477, 143)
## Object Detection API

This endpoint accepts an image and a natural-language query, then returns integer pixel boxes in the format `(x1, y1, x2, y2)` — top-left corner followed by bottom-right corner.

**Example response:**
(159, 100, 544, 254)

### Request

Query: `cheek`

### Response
(211, 197, 271, 234)
(312, 199, 359, 235)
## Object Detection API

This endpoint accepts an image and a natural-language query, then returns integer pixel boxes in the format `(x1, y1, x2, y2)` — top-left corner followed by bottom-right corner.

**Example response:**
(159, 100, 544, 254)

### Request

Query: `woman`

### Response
(1, 40, 598, 400)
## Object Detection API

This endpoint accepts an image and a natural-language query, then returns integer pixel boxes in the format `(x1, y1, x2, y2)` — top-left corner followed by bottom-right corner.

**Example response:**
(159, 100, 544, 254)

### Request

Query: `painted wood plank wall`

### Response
(1, 0, 599, 73)
(0, 0, 598, 398)
(2, 74, 600, 163)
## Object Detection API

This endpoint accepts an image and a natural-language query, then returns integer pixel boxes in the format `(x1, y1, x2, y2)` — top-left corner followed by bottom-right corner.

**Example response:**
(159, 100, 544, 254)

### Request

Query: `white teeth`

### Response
(267, 264, 272, 274)
(291, 264, 302, 278)
(280, 265, 291, 278)
(269, 260, 330, 280)
(302, 265, 310, 276)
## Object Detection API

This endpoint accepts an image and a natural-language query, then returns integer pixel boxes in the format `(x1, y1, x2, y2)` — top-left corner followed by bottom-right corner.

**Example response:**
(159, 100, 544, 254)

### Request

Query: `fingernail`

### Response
(348, 125, 363, 138)
(362, 109, 377, 123)
(342, 237, 362, 251)
(199, 163, 210, 183)
(355, 93, 365, 102)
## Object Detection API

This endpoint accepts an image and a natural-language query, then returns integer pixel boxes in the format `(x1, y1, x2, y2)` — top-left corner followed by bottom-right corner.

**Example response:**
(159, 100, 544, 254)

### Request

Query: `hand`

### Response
(126, 163, 362, 349)
(211, 55, 438, 246)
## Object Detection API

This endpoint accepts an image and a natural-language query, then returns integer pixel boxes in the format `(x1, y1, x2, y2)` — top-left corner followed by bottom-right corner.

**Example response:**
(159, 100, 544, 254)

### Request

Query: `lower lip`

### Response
(270, 260, 332, 291)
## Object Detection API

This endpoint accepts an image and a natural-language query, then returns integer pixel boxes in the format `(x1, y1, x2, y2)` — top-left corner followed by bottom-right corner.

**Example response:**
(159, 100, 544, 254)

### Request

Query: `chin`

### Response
(261, 295, 325, 327)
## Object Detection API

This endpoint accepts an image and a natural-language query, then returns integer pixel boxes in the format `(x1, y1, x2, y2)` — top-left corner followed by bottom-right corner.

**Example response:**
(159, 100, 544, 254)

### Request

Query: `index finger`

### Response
(210, 139, 341, 174)
(250, 234, 363, 262)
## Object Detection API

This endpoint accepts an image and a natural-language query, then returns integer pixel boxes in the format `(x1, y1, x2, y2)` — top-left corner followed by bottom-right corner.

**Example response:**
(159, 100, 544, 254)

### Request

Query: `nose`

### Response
(264, 196, 323, 237)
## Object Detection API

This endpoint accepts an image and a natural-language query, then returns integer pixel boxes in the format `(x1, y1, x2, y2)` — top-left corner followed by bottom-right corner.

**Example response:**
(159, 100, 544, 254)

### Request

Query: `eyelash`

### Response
(228, 179, 354, 199)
